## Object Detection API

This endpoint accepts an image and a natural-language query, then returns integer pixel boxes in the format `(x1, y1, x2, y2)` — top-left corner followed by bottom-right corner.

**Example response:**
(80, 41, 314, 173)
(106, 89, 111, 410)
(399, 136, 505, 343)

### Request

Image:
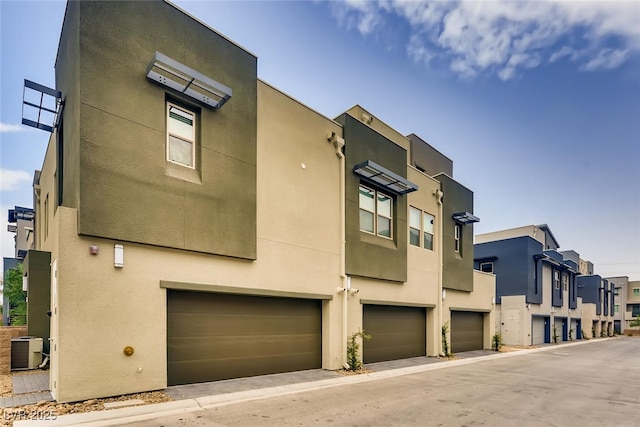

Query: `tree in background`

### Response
(5, 264, 26, 325)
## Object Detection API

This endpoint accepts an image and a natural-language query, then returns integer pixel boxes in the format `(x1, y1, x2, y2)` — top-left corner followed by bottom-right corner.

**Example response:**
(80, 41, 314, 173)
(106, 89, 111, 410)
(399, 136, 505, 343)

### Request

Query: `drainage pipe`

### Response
(328, 131, 349, 369)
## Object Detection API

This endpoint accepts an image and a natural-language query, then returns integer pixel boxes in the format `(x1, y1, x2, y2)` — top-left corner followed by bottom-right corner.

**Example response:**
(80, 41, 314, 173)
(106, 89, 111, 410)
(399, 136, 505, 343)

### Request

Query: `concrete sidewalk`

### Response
(0, 372, 53, 408)
(14, 340, 605, 427)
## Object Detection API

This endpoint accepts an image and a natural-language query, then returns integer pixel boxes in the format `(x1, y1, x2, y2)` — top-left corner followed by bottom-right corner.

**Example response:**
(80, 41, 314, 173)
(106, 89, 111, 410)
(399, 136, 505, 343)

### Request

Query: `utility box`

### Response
(11, 337, 43, 370)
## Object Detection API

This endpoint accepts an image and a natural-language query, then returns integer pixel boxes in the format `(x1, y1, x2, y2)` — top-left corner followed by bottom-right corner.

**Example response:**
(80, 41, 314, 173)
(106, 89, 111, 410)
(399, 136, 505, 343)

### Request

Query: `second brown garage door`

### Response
(450, 311, 484, 353)
(167, 290, 322, 386)
(362, 304, 426, 363)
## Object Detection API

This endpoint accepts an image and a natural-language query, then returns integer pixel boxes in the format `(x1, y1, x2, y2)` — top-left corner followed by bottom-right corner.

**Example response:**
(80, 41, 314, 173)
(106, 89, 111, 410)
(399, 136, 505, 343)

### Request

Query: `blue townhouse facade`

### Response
(474, 224, 613, 345)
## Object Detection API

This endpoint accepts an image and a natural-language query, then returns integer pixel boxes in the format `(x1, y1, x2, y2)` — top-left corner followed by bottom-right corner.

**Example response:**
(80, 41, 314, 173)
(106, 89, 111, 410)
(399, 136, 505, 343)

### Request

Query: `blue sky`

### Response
(1, 1, 639, 280)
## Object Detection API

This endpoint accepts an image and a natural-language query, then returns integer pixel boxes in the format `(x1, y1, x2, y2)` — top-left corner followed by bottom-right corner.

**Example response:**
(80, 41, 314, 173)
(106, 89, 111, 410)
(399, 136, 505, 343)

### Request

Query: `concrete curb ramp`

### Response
(15, 338, 608, 426)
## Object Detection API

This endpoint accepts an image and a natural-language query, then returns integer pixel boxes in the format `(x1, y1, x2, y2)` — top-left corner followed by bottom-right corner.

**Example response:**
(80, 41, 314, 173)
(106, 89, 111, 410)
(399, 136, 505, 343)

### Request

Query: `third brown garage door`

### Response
(362, 305, 426, 363)
(450, 311, 484, 353)
(167, 290, 322, 386)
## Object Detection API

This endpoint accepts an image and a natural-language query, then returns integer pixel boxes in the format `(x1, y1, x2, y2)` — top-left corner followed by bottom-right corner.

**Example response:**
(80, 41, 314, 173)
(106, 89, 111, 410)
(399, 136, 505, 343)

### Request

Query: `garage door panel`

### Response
(168, 290, 321, 386)
(451, 311, 483, 353)
(532, 317, 546, 345)
(363, 305, 426, 363)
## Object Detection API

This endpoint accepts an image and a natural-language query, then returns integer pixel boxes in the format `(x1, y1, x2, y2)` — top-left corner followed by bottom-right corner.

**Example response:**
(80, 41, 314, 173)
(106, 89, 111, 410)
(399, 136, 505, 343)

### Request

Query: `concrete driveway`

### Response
(119, 337, 638, 427)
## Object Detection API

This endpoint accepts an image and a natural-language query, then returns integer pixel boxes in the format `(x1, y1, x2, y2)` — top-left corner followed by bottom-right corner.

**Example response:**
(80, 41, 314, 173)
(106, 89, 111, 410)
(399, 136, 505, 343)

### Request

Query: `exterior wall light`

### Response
(114, 244, 124, 268)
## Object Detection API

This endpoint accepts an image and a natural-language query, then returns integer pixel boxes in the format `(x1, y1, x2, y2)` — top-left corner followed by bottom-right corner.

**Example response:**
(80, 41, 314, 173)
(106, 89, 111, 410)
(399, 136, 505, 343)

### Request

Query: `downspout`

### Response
(433, 188, 444, 356)
(328, 132, 349, 369)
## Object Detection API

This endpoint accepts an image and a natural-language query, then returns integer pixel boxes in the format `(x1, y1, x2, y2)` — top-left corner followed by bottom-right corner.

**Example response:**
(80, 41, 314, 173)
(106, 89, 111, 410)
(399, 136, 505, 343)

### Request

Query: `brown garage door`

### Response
(451, 311, 484, 353)
(167, 290, 322, 386)
(362, 305, 426, 363)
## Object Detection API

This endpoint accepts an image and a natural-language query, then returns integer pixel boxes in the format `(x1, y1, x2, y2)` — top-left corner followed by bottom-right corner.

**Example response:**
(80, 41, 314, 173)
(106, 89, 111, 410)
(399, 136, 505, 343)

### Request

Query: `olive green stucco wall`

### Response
(55, 1, 81, 210)
(57, 0, 257, 259)
(407, 133, 453, 177)
(436, 174, 475, 292)
(25, 250, 51, 354)
(337, 113, 408, 282)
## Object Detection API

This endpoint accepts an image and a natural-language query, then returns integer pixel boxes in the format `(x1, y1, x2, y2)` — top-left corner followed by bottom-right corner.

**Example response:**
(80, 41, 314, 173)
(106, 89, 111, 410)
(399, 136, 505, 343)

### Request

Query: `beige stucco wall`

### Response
(498, 295, 527, 346)
(475, 225, 545, 246)
(443, 270, 496, 350)
(345, 166, 450, 358)
(497, 264, 584, 345)
(42, 81, 345, 402)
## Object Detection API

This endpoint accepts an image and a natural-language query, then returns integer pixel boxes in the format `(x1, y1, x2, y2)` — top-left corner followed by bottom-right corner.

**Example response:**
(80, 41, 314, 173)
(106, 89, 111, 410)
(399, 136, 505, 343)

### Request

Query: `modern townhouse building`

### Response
(2, 206, 35, 326)
(626, 280, 640, 332)
(576, 275, 615, 337)
(474, 225, 597, 345)
(22, 0, 494, 403)
(605, 276, 629, 334)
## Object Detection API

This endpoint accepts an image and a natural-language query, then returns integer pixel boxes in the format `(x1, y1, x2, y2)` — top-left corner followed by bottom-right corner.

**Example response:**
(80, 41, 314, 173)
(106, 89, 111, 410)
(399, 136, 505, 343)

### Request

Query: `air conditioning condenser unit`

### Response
(11, 336, 43, 370)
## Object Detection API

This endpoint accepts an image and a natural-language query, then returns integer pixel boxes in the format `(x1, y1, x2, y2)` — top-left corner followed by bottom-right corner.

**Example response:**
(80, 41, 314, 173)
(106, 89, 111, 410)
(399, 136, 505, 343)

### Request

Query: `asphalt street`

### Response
(123, 337, 639, 427)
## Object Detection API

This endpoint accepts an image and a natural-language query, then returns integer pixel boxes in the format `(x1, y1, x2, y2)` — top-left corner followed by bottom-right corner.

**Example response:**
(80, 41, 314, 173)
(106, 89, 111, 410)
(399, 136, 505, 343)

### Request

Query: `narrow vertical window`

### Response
(554, 271, 560, 289)
(359, 184, 393, 239)
(167, 102, 196, 168)
(454, 224, 460, 253)
(409, 207, 421, 247)
(423, 212, 434, 250)
(44, 193, 49, 238)
(377, 193, 392, 238)
(359, 186, 375, 234)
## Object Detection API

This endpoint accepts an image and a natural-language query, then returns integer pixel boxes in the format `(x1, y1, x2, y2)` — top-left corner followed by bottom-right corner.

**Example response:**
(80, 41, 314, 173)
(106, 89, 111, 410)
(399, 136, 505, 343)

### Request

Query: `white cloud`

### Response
(582, 48, 629, 71)
(328, 0, 640, 80)
(0, 169, 32, 191)
(0, 123, 25, 132)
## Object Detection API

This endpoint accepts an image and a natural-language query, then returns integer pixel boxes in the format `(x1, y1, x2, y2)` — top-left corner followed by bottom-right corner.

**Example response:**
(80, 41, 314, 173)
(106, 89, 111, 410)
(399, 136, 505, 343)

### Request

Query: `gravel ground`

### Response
(0, 370, 172, 427)
(0, 375, 12, 398)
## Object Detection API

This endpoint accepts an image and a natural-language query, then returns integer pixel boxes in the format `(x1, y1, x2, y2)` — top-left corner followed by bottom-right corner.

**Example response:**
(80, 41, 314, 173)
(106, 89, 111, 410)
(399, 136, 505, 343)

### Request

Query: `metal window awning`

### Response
(22, 80, 62, 133)
(146, 52, 232, 110)
(452, 212, 480, 224)
(353, 160, 418, 195)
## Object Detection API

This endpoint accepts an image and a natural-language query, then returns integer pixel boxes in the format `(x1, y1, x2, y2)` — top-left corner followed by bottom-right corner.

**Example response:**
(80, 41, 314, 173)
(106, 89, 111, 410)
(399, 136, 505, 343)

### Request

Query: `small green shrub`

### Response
(582, 329, 589, 340)
(492, 333, 503, 351)
(568, 328, 573, 341)
(553, 326, 558, 344)
(347, 329, 371, 371)
(441, 322, 450, 356)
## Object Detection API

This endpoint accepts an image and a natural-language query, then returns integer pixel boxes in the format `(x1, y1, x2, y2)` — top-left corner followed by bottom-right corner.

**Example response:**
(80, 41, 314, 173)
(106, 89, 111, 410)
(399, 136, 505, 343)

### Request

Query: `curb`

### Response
(14, 338, 612, 426)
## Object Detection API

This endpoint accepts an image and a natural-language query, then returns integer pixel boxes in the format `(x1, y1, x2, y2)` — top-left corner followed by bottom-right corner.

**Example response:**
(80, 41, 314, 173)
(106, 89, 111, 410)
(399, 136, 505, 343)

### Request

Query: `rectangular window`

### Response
(167, 102, 196, 168)
(480, 262, 494, 273)
(44, 193, 49, 238)
(562, 274, 568, 291)
(634, 288, 640, 297)
(409, 207, 421, 247)
(423, 212, 434, 250)
(554, 271, 560, 290)
(454, 224, 461, 253)
(633, 305, 640, 317)
(615, 304, 620, 314)
(359, 185, 393, 239)
(409, 207, 434, 250)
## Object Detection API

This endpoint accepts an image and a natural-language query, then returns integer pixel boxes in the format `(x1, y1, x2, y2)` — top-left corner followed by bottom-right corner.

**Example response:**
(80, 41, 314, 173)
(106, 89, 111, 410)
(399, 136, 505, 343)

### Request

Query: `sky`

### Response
(1, 0, 639, 281)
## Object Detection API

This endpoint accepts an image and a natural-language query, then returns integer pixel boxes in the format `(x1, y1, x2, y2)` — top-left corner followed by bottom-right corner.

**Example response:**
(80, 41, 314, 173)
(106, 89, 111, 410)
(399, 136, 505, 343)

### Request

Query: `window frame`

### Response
(166, 101, 197, 169)
(409, 206, 434, 251)
(454, 224, 461, 253)
(359, 184, 393, 239)
(562, 273, 568, 291)
(479, 262, 494, 273)
(634, 288, 640, 297)
(554, 270, 560, 290)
